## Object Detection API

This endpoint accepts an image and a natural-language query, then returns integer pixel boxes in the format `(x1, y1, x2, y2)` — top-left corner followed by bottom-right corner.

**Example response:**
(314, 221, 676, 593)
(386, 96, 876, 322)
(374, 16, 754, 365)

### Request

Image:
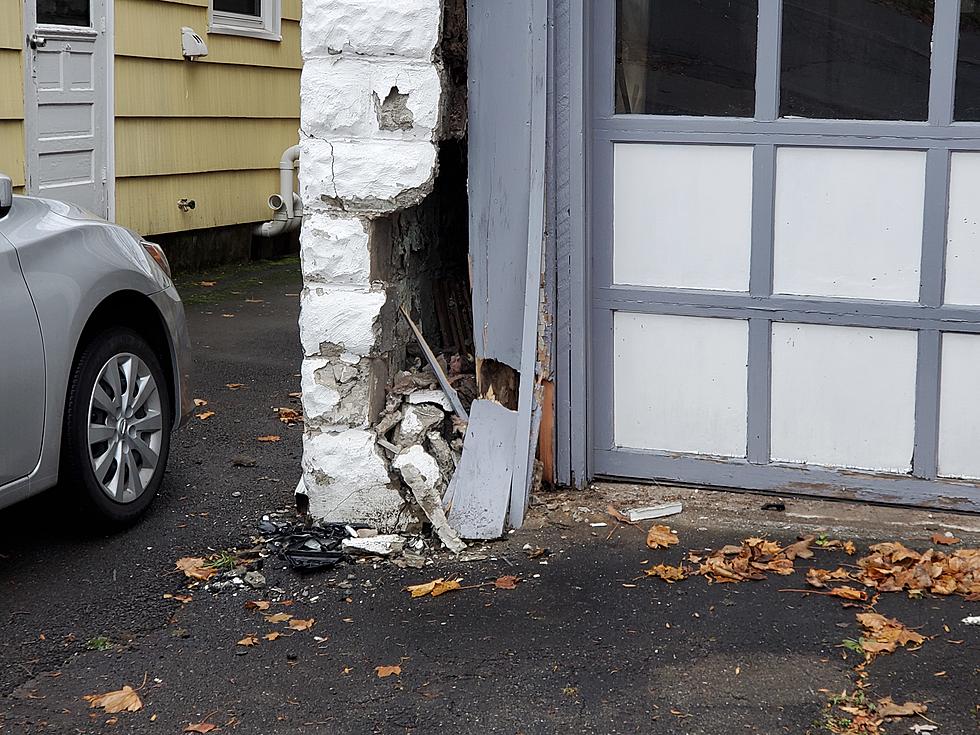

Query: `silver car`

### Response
(0, 173, 192, 525)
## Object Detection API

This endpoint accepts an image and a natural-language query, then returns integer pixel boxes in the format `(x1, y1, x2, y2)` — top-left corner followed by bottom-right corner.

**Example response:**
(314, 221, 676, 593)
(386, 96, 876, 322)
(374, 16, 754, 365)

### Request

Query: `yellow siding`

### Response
(0, 121, 25, 187)
(116, 169, 282, 235)
(114, 0, 302, 234)
(0, 2, 21, 50)
(0, 50, 22, 120)
(116, 117, 299, 177)
(116, 0, 301, 69)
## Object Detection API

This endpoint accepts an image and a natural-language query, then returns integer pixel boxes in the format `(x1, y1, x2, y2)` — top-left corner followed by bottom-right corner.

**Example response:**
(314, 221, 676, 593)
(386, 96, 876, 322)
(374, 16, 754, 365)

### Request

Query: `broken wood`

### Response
(399, 305, 468, 422)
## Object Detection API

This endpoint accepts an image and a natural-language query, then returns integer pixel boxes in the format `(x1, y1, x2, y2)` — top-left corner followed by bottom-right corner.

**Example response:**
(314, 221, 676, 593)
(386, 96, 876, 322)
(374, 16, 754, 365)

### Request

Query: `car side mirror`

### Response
(0, 174, 11, 218)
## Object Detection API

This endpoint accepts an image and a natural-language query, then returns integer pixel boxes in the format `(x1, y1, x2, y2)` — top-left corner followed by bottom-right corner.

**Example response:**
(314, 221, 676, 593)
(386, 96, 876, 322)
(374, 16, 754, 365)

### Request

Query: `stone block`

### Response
(302, 0, 441, 61)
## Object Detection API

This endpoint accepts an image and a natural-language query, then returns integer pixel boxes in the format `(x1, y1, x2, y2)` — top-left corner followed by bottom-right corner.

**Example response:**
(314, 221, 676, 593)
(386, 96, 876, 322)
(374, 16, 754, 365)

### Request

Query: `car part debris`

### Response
(761, 501, 786, 512)
(258, 518, 352, 571)
(625, 502, 683, 523)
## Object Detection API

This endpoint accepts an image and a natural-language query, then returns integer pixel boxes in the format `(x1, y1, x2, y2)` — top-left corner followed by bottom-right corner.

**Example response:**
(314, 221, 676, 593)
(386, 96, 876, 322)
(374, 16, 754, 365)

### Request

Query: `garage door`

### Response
(590, 0, 980, 512)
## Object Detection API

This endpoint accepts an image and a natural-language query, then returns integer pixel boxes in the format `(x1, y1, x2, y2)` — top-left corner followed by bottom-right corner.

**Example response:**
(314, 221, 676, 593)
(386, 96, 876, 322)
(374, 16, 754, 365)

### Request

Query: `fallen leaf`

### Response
(842, 540, 857, 555)
(876, 697, 927, 717)
(265, 613, 292, 624)
(195, 281, 217, 287)
(237, 636, 259, 647)
(83, 686, 142, 714)
(245, 298, 264, 304)
(244, 600, 271, 611)
(782, 536, 814, 560)
(375, 665, 401, 678)
(184, 723, 218, 733)
(606, 505, 633, 524)
(163, 593, 193, 604)
(175, 557, 216, 581)
(406, 578, 462, 598)
(196, 411, 215, 421)
(275, 407, 303, 425)
(288, 618, 315, 631)
(931, 532, 961, 546)
(494, 575, 519, 589)
(829, 586, 867, 602)
(288, 391, 302, 398)
(645, 524, 678, 549)
(257, 435, 281, 443)
(264, 632, 281, 641)
(193, 398, 208, 407)
(226, 383, 245, 390)
(644, 564, 688, 583)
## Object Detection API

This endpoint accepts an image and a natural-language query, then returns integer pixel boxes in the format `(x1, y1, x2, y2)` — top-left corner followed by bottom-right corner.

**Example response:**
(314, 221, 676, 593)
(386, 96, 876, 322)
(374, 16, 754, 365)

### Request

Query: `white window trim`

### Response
(209, 0, 281, 41)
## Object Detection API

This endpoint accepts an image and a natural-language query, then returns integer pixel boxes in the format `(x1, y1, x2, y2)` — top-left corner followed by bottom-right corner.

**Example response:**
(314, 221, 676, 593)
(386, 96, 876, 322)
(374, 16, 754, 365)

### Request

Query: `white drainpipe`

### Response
(254, 144, 302, 237)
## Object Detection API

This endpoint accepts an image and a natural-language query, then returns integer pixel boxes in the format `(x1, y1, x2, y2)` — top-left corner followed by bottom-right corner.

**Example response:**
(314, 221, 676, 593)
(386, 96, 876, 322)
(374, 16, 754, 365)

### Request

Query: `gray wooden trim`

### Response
(593, 449, 980, 513)
(746, 318, 772, 465)
(754, 0, 782, 121)
(591, 307, 615, 453)
(567, 0, 590, 487)
(594, 289, 980, 332)
(913, 330, 943, 479)
(749, 144, 775, 296)
(594, 116, 980, 141)
(919, 148, 952, 307)
(929, 0, 961, 127)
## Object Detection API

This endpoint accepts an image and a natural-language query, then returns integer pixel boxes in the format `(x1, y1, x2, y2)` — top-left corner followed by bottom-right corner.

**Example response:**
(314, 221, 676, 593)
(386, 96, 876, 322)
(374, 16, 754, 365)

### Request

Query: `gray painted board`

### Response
(447, 400, 517, 539)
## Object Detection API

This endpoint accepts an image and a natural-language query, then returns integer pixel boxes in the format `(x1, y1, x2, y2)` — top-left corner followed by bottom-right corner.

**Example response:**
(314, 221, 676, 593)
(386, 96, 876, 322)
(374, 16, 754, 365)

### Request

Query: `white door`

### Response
(24, 0, 110, 219)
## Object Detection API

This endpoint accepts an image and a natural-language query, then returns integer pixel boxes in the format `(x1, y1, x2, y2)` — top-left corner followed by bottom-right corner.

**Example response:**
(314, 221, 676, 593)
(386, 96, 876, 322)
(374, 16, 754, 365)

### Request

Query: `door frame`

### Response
(22, 0, 115, 221)
(556, 0, 980, 512)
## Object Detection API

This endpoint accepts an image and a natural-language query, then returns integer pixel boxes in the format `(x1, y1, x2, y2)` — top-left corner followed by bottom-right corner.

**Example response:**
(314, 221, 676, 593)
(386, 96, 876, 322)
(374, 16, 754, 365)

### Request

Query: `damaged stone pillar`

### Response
(297, 0, 446, 530)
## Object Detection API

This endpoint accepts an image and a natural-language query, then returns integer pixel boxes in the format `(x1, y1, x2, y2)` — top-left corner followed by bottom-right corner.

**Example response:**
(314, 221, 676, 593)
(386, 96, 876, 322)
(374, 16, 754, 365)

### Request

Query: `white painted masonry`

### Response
(298, 0, 445, 527)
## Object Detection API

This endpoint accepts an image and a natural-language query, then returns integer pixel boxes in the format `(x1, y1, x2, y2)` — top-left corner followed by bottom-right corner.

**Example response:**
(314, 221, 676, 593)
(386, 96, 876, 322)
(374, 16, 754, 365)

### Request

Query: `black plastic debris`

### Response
(258, 518, 353, 571)
(761, 501, 786, 512)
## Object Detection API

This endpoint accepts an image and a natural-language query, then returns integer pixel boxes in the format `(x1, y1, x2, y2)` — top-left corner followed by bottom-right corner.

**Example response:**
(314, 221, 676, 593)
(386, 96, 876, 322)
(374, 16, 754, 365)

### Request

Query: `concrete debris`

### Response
(626, 502, 683, 523)
(342, 534, 406, 557)
(393, 445, 467, 554)
(963, 615, 980, 625)
(406, 389, 454, 412)
(396, 403, 445, 446)
(393, 550, 427, 569)
(243, 571, 266, 589)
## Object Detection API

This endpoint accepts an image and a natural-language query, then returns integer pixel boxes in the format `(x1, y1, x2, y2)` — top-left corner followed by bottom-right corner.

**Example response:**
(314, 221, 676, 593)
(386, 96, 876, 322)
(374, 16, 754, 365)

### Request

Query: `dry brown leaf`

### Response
(244, 600, 270, 611)
(645, 524, 678, 549)
(264, 632, 281, 641)
(265, 613, 292, 624)
(175, 557, 216, 581)
(83, 686, 143, 714)
(606, 505, 633, 524)
(226, 383, 245, 390)
(184, 723, 218, 733)
(288, 618, 315, 631)
(164, 593, 193, 604)
(196, 411, 215, 421)
(931, 532, 961, 546)
(193, 398, 208, 407)
(876, 697, 927, 717)
(782, 536, 814, 560)
(275, 408, 303, 425)
(237, 636, 259, 647)
(375, 665, 401, 678)
(257, 435, 281, 443)
(195, 281, 217, 287)
(829, 586, 867, 601)
(494, 575, 519, 589)
(406, 578, 462, 598)
(644, 564, 688, 583)
(843, 540, 857, 555)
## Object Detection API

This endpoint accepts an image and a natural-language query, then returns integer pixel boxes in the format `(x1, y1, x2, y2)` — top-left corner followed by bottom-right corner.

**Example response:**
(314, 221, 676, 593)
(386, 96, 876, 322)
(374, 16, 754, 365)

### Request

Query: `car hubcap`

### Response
(87, 353, 163, 503)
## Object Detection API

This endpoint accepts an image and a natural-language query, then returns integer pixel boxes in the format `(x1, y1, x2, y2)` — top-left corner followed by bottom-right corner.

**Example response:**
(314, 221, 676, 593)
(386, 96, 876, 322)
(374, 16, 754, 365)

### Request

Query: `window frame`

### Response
(209, 0, 281, 41)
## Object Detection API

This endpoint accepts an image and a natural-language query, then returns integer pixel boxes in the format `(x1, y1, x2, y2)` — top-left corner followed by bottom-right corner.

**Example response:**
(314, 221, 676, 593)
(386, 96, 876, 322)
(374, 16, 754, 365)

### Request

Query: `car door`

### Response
(0, 234, 46, 485)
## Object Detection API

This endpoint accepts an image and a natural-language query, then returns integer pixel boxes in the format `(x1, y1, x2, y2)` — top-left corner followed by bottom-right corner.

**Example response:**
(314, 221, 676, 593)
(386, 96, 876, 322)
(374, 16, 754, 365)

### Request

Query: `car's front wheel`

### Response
(62, 327, 172, 525)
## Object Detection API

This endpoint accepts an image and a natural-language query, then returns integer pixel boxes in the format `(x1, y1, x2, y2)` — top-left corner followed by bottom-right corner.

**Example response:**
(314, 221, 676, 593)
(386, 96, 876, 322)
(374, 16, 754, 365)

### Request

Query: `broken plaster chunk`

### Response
(342, 534, 406, 557)
(406, 389, 453, 412)
(393, 445, 467, 555)
(299, 287, 386, 358)
(397, 403, 444, 446)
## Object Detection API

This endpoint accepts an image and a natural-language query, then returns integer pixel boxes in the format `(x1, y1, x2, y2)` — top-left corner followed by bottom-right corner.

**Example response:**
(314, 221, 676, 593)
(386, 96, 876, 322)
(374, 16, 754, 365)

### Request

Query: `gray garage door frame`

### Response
(554, 0, 980, 513)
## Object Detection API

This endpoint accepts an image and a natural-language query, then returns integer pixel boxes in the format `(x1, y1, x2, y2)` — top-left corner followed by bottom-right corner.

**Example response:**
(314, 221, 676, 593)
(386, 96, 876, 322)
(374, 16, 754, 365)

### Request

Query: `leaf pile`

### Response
(693, 536, 812, 583)
(857, 542, 980, 598)
(856, 612, 925, 656)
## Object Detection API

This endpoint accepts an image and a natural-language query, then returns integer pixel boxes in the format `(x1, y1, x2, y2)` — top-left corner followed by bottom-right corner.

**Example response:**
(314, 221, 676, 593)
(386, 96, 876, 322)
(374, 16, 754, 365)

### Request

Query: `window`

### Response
(210, 0, 280, 41)
(615, 0, 758, 116)
(37, 0, 90, 26)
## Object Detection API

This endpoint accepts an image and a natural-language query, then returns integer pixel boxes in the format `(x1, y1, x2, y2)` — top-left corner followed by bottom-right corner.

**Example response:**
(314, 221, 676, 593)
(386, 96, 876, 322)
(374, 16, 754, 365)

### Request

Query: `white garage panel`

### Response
(773, 147, 925, 302)
(613, 143, 753, 291)
(613, 313, 748, 457)
(944, 153, 980, 306)
(770, 323, 917, 472)
(938, 333, 980, 479)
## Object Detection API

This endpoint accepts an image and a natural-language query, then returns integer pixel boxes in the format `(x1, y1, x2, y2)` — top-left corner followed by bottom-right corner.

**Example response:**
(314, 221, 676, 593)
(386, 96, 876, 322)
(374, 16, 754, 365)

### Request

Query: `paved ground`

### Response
(1, 258, 977, 734)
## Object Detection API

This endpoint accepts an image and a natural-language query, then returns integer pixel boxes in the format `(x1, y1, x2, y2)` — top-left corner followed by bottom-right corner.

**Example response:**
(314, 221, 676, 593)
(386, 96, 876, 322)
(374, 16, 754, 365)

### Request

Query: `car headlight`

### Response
(140, 239, 172, 279)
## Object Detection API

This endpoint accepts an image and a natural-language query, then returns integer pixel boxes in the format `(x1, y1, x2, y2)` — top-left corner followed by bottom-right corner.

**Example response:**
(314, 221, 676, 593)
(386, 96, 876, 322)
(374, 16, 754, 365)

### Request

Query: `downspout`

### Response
(254, 144, 302, 237)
